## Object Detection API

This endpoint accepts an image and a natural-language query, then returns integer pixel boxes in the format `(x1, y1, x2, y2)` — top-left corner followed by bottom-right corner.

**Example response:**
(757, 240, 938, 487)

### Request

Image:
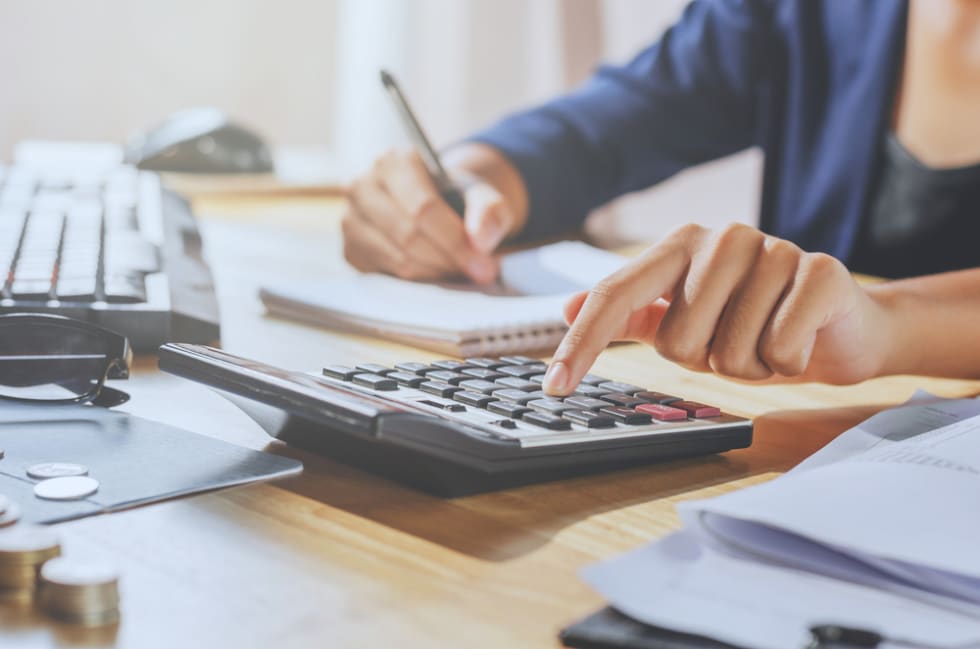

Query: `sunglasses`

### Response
(0, 313, 132, 408)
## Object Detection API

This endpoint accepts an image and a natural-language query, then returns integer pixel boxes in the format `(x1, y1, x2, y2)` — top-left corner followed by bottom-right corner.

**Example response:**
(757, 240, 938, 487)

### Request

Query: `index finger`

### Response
(543, 244, 691, 396)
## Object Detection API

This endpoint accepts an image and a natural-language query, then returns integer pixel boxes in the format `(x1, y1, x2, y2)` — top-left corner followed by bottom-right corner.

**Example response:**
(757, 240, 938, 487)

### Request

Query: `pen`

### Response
(379, 69, 467, 217)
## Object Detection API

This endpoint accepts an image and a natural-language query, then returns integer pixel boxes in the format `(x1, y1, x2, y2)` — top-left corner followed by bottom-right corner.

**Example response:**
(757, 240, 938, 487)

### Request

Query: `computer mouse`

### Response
(124, 107, 275, 174)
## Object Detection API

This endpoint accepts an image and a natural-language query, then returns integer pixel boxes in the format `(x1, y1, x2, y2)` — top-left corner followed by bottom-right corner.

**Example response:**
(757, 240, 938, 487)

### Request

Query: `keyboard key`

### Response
(563, 396, 610, 411)
(528, 398, 574, 415)
(453, 391, 496, 408)
(431, 359, 472, 371)
(420, 380, 463, 397)
(487, 401, 531, 419)
(352, 373, 398, 391)
(388, 371, 426, 387)
(465, 357, 507, 369)
(598, 381, 645, 395)
(497, 364, 545, 379)
(599, 406, 652, 425)
(323, 365, 359, 380)
(562, 409, 616, 428)
(600, 393, 647, 408)
(394, 362, 431, 375)
(355, 363, 392, 375)
(634, 391, 681, 404)
(670, 401, 722, 418)
(499, 355, 538, 365)
(426, 370, 468, 385)
(458, 379, 501, 394)
(491, 389, 545, 404)
(573, 384, 611, 399)
(522, 411, 572, 430)
(495, 377, 538, 391)
(460, 368, 506, 381)
(579, 373, 611, 386)
(635, 403, 687, 421)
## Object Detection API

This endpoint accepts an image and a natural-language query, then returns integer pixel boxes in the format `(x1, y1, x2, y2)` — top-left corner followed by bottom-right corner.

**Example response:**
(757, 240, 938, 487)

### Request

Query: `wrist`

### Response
(864, 281, 923, 377)
(443, 143, 529, 238)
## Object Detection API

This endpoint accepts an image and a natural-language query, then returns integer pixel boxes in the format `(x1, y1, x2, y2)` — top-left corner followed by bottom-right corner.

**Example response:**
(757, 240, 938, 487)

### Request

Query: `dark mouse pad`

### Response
(0, 403, 302, 524)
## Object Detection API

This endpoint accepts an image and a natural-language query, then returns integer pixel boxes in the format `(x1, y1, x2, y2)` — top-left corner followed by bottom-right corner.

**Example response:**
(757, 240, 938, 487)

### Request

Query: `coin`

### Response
(40, 557, 119, 588)
(38, 557, 120, 627)
(26, 462, 89, 480)
(33, 476, 99, 501)
(0, 503, 21, 528)
(0, 525, 61, 557)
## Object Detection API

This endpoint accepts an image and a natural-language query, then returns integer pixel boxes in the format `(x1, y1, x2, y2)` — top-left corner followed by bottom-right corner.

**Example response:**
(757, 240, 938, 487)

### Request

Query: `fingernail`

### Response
(543, 361, 570, 395)
(476, 220, 505, 253)
(467, 257, 495, 282)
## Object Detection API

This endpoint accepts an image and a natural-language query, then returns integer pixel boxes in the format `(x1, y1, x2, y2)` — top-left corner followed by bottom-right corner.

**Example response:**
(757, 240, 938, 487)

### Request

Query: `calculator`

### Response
(159, 344, 752, 496)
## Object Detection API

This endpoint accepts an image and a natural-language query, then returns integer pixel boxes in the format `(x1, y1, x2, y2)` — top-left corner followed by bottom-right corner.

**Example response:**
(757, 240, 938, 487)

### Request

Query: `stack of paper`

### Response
(582, 394, 980, 649)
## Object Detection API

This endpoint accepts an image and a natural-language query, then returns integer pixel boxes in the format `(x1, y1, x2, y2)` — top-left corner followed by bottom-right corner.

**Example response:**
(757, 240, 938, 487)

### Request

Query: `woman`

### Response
(340, 0, 980, 393)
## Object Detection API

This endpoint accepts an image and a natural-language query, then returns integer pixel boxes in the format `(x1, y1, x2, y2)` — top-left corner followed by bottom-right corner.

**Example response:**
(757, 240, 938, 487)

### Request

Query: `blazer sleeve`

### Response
(468, 0, 777, 241)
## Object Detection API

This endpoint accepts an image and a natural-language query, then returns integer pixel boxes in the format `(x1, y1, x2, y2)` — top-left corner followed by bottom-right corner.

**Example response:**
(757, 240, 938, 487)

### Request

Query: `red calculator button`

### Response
(635, 403, 688, 421)
(670, 401, 721, 418)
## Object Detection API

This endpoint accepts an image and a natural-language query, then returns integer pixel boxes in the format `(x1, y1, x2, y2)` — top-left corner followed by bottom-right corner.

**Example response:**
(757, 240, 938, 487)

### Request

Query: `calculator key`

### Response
(431, 359, 472, 371)
(465, 357, 507, 369)
(598, 381, 645, 395)
(635, 403, 688, 421)
(460, 368, 506, 381)
(491, 389, 545, 404)
(563, 396, 610, 411)
(599, 406, 653, 425)
(453, 391, 497, 408)
(579, 373, 611, 386)
(495, 376, 538, 391)
(427, 370, 468, 385)
(499, 355, 538, 365)
(670, 401, 722, 418)
(600, 393, 647, 408)
(487, 400, 531, 419)
(562, 409, 616, 428)
(528, 374, 545, 384)
(497, 364, 545, 379)
(634, 391, 681, 404)
(458, 379, 501, 394)
(388, 371, 426, 387)
(352, 373, 398, 391)
(355, 363, 392, 375)
(420, 380, 463, 397)
(522, 411, 572, 430)
(322, 365, 359, 381)
(528, 398, 574, 415)
(395, 362, 431, 375)
(420, 398, 466, 412)
(491, 419, 518, 429)
(573, 384, 611, 399)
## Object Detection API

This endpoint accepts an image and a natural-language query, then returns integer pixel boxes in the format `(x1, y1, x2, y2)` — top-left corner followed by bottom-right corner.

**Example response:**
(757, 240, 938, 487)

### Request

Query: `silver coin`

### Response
(0, 502, 21, 528)
(40, 556, 119, 587)
(33, 476, 99, 501)
(26, 463, 89, 480)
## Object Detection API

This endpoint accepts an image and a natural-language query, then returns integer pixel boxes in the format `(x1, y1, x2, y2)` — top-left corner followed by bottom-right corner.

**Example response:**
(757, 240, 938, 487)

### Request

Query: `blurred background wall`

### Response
(0, 0, 758, 245)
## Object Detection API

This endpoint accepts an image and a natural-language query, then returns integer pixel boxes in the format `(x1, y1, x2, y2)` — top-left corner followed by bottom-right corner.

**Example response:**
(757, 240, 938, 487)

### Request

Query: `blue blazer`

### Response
(471, 0, 908, 264)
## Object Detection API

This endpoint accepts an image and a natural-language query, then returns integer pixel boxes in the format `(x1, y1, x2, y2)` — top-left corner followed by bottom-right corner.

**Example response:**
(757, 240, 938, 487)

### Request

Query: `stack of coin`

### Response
(38, 557, 120, 626)
(0, 526, 61, 600)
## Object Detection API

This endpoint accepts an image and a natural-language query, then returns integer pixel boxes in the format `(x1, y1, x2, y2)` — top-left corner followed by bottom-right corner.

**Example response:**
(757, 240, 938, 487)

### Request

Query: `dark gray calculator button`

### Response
(598, 381, 645, 395)
(523, 411, 572, 430)
(388, 371, 426, 387)
(564, 396, 610, 411)
(487, 401, 531, 418)
(574, 385, 610, 398)
(431, 359, 472, 371)
(500, 355, 538, 365)
(355, 363, 392, 375)
(426, 370, 468, 385)
(352, 373, 398, 391)
(420, 380, 463, 397)
(599, 406, 652, 425)
(460, 368, 506, 381)
(492, 419, 518, 429)
(492, 389, 545, 404)
(453, 391, 496, 407)
(395, 362, 431, 375)
(579, 373, 610, 386)
(322, 365, 359, 381)
(634, 391, 682, 404)
(465, 357, 507, 369)
(458, 379, 501, 394)
(495, 377, 538, 391)
(497, 365, 543, 379)
(528, 374, 545, 384)
(563, 409, 616, 428)
(600, 393, 646, 407)
(419, 399, 464, 412)
(528, 398, 574, 415)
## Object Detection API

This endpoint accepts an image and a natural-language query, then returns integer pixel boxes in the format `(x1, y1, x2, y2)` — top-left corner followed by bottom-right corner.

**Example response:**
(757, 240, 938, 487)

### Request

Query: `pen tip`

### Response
(380, 69, 392, 86)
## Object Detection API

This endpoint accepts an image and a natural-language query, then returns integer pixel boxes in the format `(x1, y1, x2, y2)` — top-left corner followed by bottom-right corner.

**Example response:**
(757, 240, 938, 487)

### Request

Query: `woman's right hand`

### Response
(341, 144, 527, 284)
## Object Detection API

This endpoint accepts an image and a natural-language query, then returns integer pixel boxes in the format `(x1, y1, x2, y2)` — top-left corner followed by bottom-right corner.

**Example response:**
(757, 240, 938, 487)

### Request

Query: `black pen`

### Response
(379, 69, 467, 217)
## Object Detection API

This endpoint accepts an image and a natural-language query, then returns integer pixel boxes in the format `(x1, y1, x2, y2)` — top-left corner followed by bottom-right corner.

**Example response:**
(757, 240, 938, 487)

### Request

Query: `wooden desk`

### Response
(4, 196, 978, 649)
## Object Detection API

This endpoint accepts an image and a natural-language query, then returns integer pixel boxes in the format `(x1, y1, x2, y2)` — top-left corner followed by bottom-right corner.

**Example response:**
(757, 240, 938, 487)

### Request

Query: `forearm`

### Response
(870, 268, 980, 378)
(443, 143, 529, 238)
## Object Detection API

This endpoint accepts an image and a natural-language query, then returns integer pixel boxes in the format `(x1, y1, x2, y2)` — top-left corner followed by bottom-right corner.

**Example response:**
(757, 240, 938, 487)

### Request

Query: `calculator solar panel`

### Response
(159, 345, 753, 496)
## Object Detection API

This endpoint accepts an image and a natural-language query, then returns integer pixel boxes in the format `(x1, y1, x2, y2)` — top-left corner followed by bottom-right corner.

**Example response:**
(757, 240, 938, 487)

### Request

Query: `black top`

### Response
(850, 134, 980, 279)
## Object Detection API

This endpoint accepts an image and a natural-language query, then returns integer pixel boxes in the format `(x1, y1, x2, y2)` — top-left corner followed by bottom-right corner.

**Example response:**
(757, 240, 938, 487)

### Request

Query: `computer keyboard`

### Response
(159, 345, 753, 496)
(0, 159, 219, 350)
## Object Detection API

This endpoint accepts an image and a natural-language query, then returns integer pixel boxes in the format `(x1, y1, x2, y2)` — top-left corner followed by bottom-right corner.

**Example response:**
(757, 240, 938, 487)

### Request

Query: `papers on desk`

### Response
(260, 241, 628, 356)
(582, 394, 980, 649)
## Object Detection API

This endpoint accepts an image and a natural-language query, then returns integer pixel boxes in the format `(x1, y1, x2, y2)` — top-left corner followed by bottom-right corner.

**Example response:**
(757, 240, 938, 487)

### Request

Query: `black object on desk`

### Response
(560, 607, 746, 649)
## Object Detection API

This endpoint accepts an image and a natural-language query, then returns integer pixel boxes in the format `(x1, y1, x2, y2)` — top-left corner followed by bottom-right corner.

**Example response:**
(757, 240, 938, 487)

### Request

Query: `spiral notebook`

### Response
(260, 241, 628, 356)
